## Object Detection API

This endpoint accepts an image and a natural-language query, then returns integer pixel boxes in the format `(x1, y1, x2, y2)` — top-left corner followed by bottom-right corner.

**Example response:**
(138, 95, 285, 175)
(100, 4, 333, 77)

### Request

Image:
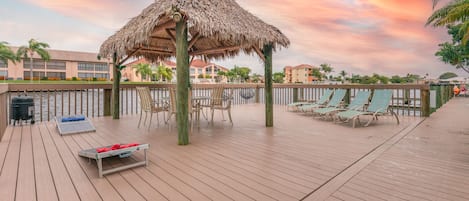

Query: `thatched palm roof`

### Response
(99, 0, 290, 61)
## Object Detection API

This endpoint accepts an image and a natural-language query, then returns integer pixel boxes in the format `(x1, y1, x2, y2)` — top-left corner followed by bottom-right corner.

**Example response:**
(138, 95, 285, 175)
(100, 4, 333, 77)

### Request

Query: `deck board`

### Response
(16, 126, 36, 201)
(1, 102, 469, 201)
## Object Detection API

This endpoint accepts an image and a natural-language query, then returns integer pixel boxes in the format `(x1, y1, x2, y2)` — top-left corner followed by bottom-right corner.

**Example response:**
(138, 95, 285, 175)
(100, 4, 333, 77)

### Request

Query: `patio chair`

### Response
(167, 88, 199, 131)
(200, 85, 225, 119)
(336, 89, 399, 128)
(287, 89, 333, 112)
(314, 90, 371, 120)
(211, 89, 234, 125)
(299, 89, 345, 113)
(55, 115, 96, 135)
(136, 87, 167, 130)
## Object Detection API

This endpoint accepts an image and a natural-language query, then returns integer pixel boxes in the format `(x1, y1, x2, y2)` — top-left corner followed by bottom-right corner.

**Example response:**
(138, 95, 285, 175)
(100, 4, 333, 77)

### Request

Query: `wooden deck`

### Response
(0, 101, 468, 201)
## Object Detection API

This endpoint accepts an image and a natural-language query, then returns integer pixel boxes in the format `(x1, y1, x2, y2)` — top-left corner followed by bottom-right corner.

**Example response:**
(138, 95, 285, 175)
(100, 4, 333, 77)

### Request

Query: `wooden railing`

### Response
(3, 83, 444, 125)
(0, 84, 8, 140)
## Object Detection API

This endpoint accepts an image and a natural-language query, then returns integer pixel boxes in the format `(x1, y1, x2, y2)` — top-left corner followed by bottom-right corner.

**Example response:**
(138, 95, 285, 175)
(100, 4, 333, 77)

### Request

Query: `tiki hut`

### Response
(99, 0, 290, 145)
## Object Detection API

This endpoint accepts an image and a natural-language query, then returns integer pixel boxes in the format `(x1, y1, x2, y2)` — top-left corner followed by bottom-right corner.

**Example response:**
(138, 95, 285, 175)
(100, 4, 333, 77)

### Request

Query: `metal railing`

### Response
(2, 83, 444, 125)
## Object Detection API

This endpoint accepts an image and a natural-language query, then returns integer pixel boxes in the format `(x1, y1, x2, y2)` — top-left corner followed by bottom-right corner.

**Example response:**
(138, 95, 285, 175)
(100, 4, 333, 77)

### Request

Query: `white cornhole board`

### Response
(55, 115, 96, 135)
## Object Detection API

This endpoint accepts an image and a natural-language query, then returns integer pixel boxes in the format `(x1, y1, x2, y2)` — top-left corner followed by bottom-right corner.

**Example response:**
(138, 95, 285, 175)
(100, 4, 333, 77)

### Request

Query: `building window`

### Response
(46, 72, 66, 80)
(23, 59, 45, 69)
(0, 70, 7, 79)
(46, 60, 66, 70)
(95, 63, 109, 71)
(78, 72, 94, 79)
(190, 68, 195, 74)
(78, 63, 94, 71)
(95, 73, 109, 79)
(24, 71, 45, 78)
(0, 60, 7, 68)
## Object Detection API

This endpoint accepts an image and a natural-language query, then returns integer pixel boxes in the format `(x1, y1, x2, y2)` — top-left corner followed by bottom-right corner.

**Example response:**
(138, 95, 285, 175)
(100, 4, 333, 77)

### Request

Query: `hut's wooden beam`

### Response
(118, 47, 141, 66)
(263, 44, 273, 127)
(150, 36, 172, 41)
(189, 45, 241, 56)
(253, 46, 266, 62)
(139, 49, 174, 55)
(175, 13, 190, 145)
(165, 29, 177, 47)
(188, 32, 201, 50)
(151, 20, 175, 35)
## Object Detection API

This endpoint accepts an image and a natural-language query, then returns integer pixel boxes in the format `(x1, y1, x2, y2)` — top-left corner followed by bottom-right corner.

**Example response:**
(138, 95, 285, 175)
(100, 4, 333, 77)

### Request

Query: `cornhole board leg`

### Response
(79, 144, 149, 178)
(97, 148, 148, 178)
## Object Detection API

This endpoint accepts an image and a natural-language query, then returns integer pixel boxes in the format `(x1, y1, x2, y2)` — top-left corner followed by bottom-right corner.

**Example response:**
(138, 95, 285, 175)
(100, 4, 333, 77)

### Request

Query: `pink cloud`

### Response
(20, 0, 152, 29)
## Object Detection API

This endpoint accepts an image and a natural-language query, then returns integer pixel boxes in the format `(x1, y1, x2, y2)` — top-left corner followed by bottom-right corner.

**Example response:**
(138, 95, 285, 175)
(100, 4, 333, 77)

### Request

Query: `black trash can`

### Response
(10, 93, 35, 125)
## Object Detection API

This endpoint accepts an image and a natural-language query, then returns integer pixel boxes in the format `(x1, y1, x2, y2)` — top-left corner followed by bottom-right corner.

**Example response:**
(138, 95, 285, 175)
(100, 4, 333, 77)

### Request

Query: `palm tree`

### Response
(427, 0, 469, 43)
(16, 39, 50, 82)
(320, 63, 333, 80)
(133, 63, 152, 82)
(0, 42, 18, 64)
(339, 70, 347, 83)
(152, 64, 173, 82)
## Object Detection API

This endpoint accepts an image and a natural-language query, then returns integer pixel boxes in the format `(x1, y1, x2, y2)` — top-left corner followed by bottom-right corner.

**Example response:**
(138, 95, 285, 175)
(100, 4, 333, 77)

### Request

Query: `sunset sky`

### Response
(0, 0, 462, 77)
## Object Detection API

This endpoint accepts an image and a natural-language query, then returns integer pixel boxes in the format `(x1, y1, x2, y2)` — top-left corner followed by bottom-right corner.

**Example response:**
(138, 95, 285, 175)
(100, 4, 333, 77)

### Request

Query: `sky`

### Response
(0, 0, 463, 77)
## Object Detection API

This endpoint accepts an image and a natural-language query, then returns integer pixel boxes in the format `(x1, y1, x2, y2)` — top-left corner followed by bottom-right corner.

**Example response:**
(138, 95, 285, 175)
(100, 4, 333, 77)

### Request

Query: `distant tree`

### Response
(216, 71, 226, 82)
(311, 68, 323, 80)
(372, 74, 390, 84)
(197, 74, 204, 79)
(231, 66, 251, 82)
(273, 72, 285, 83)
(152, 64, 173, 82)
(320, 63, 333, 80)
(16, 39, 50, 82)
(250, 73, 262, 83)
(439, 72, 458, 79)
(0, 41, 17, 64)
(339, 70, 347, 83)
(351, 74, 361, 83)
(226, 71, 236, 82)
(133, 63, 152, 82)
(390, 75, 404, 83)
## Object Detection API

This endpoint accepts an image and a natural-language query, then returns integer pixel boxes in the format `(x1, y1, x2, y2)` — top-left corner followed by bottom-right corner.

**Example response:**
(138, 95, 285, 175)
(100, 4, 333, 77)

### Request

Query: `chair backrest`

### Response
(169, 88, 177, 114)
(317, 89, 333, 105)
(367, 89, 392, 113)
(211, 85, 225, 106)
(347, 90, 371, 110)
(326, 89, 346, 107)
(136, 87, 152, 112)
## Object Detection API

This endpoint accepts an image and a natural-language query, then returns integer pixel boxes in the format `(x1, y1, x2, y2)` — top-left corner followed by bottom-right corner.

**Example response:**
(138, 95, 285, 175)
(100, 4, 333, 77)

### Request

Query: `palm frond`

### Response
(35, 48, 51, 61)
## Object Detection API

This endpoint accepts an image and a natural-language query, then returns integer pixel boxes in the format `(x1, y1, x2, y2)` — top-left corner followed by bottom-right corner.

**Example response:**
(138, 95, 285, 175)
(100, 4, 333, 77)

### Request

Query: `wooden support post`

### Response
(421, 88, 430, 117)
(255, 86, 260, 103)
(344, 88, 351, 105)
(299, 88, 304, 101)
(111, 52, 120, 119)
(293, 88, 299, 103)
(103, 89, 112, 116)
(263, 44, 273, 127)
(175, 14, 189, 145)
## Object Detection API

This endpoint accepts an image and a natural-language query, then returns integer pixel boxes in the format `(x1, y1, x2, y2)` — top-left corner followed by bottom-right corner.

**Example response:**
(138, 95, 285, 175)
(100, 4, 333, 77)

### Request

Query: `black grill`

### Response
(10, 94, 35, 125)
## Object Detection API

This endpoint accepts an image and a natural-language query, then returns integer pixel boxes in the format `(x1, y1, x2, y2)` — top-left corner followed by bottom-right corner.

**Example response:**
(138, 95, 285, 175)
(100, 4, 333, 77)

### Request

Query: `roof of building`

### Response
(10, 46, 105, 63)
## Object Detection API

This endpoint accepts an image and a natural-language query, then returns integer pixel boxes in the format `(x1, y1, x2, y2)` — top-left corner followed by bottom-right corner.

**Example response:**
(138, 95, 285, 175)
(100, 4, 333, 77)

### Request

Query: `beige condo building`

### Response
(284, 64, 318, 83)
(0, 47, 112, 80)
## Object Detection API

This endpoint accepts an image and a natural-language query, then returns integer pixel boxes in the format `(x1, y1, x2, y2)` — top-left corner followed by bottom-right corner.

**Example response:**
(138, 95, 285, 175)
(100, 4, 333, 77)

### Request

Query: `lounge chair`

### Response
(55, 115, 96, 135)
(314, 90, 371, 120)
(299, 89, 346, 113)
(287, 89, 333, 112)
(336, 89, 399, 128)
